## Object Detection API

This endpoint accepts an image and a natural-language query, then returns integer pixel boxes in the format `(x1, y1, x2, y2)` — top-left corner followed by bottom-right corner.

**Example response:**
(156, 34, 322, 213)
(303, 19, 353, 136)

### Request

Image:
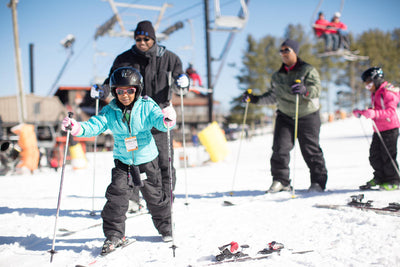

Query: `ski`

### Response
(59, 210, 149, 237)
(314, 194, 400, 217)
(206, 250, 313, 266)
(75, 238, 136, 267)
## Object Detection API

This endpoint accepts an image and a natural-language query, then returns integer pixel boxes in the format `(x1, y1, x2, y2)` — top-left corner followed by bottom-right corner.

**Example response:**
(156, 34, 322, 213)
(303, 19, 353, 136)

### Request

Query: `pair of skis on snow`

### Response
(315, 194, 400, 217)
(202, 241, 313, 266)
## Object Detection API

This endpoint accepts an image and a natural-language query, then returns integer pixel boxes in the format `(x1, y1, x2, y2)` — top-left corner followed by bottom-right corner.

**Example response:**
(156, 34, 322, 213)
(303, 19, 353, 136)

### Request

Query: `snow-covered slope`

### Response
(0, 117, 399, 267)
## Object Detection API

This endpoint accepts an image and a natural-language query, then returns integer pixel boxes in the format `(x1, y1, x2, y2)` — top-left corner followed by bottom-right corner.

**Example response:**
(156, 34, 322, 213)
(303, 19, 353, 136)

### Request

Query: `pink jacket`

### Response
(371, 81, 400, 132)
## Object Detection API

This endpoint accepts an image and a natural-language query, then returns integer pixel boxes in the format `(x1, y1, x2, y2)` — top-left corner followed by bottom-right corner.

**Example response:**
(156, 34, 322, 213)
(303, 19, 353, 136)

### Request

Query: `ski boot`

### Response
(215, 241, 248, 261)
(258, 241, 285, 255)
(101, 236, 128, 256)
(379, 183, 399, 191)
(266, 181, 292, 193)
(359, 178, 379, 190)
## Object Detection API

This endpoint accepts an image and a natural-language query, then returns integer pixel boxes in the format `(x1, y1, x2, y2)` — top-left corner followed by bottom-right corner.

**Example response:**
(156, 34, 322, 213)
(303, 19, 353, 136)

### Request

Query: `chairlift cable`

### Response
(310, 0, 324, 26)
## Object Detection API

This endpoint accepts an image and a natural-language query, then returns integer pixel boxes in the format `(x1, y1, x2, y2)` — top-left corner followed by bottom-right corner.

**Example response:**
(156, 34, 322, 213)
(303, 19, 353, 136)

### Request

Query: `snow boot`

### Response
(266, 181, 291, 193)
(101, 236, 128, 255)
(308, 183, 324, 193)
(359, 178, 379, 190)
(162, 233, 173, 243)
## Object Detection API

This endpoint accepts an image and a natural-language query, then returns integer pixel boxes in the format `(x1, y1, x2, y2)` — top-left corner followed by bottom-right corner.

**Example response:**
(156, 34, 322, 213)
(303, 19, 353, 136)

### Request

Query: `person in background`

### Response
(62, 67, 177, 255)
(327, 12, 349, 51)
(242, 39, 328, 193)
(186, 63, 203, 87)
(103, 20, 190, 212)
(313, 11, 334, 52)
(354, 67, 400, 191)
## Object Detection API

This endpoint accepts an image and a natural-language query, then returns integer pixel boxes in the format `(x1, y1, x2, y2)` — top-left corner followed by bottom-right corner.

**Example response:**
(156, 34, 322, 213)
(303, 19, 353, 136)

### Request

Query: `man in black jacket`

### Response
(104, 20, 189, 211)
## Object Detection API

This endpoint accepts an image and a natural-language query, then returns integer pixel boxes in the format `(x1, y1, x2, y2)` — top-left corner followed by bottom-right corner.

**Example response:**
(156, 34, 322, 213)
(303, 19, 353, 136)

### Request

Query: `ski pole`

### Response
(230, 89, 251, 196)
(291, 83, 300, 199)
(49, 112, 73, 262)
(370, 119, 400, 178)
(90, 97, 99, 216)
(179, 88, 189, 205)
(166, 118, 177, 257)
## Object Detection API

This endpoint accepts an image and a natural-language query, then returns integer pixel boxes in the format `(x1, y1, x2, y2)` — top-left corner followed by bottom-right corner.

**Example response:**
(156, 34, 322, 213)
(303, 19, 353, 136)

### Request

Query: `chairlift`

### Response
(311, 0, 368, 61)
(213, 0, 249, 31)
(318, 49, 369, 61)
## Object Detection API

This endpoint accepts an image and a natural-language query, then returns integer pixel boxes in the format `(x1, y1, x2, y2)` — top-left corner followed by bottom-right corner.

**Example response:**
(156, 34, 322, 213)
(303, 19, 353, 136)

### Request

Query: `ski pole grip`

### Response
(245, 89, 252, 103)
(66, 112, 74, 130)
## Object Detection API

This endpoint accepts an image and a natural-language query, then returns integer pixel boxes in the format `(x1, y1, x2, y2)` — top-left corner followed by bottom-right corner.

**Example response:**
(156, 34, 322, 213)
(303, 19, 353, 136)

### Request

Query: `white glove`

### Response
(61, 117, 82, 136)
(175, 74, 190, 88)
(162, 105, 177, 127)
(90, 84, 110, 99)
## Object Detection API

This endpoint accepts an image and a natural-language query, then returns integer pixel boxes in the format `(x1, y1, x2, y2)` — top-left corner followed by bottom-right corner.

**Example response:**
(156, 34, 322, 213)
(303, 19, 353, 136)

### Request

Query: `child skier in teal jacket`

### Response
(61, 67, 176, 254)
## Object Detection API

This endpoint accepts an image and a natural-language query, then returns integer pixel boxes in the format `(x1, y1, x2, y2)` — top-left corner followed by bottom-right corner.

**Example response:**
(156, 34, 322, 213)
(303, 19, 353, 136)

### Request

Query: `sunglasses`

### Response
(135, 37, 151, 42)
(279, 48, 292, 54)
(116, 87, 136, 95)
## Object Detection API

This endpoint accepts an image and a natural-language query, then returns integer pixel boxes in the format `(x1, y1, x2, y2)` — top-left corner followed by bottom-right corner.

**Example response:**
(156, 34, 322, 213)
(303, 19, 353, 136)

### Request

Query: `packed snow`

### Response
(1, 116, 400, 267)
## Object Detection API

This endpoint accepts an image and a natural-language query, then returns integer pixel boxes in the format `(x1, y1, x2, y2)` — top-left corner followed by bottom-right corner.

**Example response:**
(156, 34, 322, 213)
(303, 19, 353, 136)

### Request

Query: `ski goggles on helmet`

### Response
(115, 87, 137, 95)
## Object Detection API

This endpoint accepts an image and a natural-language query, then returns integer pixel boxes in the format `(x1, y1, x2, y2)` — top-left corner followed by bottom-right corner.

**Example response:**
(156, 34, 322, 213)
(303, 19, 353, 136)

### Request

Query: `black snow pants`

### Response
(101, 157, 171, 239)
(370, 128, 400, 184)
(270, 110, 328, 189)
(130, 129, 176, 203)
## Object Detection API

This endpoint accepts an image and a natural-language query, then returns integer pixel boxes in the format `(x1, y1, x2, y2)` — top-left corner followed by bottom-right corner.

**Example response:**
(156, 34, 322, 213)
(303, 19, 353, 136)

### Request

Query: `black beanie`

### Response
(134, 20, 156, 41)
(281, 39, 299, 54)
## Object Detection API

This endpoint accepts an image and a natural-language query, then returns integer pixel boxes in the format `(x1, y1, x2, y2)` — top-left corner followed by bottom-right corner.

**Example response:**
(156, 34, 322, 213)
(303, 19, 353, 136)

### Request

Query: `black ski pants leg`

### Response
(101, 167, 131, 239)
(297, 111, 327, 189)
(270, 111, 327, 188)
(129, 129, 176, 203)
(152, 129, 176, 198)
(139, 157, 172, 236)
(370, 128, 400, 184)
(270, 112, 295, 186)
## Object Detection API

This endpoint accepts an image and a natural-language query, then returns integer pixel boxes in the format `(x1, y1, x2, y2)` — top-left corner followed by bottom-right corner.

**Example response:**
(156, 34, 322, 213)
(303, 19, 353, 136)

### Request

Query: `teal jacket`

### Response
(258, 58, 322, 118)
(77, 97, 171, 165)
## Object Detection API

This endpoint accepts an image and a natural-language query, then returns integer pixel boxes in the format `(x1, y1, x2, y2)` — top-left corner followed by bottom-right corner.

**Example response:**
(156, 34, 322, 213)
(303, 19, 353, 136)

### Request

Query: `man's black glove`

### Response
(242, 89, 259, 103)
(90, 84, 110, 100)
(291, 80, 307, 95)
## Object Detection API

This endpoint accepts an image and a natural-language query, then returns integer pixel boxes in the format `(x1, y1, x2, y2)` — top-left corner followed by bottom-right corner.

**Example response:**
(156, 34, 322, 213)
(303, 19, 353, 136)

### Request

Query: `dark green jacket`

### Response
(257, 58, 322, 118)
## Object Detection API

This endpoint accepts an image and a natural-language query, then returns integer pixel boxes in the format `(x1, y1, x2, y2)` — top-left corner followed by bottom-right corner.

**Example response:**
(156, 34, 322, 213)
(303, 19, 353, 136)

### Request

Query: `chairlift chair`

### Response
(214, 0, 249, 31)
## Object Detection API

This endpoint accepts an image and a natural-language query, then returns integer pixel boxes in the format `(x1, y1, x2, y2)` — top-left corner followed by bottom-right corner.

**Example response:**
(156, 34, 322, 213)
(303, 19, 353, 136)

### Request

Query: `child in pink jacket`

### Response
(353, 67, 400, 190)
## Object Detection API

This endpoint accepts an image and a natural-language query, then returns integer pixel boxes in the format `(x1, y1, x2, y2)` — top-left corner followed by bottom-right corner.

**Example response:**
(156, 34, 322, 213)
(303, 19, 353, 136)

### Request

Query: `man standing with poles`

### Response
(243, 39, 328, 193)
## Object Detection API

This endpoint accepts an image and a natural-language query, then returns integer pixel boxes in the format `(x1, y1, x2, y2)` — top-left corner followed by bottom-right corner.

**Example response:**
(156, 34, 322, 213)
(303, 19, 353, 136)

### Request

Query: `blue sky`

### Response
(1, 0, 399, 113)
